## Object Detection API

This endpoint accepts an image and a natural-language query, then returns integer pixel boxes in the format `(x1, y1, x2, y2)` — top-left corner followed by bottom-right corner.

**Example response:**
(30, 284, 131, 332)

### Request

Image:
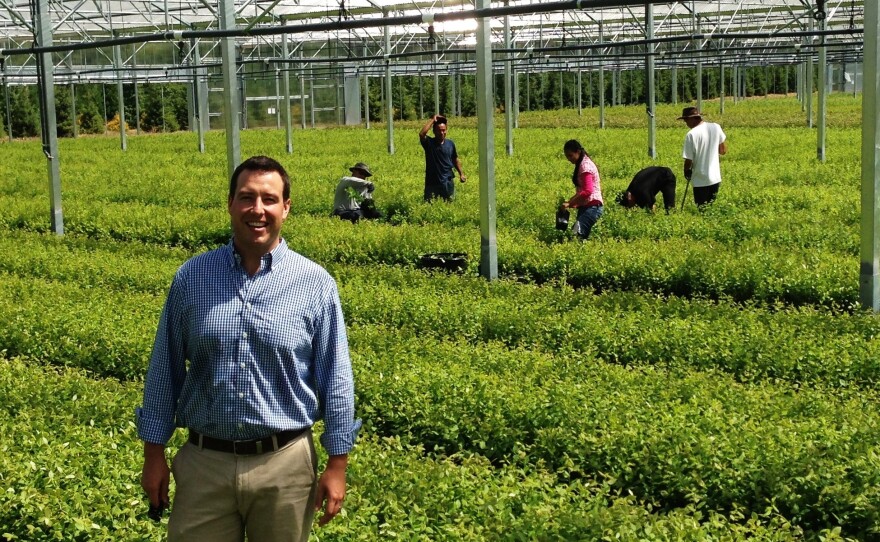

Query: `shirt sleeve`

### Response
(682, 133, 695, 160)
(136, 271, 189, 445)
(349, 178, 375, 193)
(576, 169, 596, 199)
(312, 280, 360, 456)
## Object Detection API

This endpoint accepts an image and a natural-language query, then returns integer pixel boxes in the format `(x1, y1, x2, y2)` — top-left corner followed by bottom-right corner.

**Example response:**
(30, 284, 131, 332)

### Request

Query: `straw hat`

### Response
(349, 162, 373, 177)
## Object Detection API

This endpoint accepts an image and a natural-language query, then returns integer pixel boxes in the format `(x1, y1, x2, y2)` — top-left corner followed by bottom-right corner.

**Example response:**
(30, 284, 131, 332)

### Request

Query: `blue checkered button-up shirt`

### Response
(136, 239, 360, 456)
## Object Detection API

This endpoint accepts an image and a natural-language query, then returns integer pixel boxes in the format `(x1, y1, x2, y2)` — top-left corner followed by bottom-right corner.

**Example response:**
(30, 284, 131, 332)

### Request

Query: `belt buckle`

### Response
(232, 439, 261, 455)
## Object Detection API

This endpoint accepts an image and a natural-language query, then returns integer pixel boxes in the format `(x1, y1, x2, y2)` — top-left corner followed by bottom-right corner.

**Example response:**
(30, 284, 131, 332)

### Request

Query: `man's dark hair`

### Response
(229, 156, 291, 200)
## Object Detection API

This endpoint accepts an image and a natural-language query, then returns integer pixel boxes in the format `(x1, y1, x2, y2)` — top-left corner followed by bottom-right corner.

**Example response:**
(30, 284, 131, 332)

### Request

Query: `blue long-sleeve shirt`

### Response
(136, 239, 360, 456)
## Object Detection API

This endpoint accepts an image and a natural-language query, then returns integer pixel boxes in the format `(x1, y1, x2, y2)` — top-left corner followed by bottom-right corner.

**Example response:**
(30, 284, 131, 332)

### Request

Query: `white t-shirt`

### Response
(682, 122, 726, 187)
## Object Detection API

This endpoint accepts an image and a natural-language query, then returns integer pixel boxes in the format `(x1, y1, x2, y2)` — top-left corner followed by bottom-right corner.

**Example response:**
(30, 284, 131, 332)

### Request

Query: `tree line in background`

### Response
(0, 63, 804, 139)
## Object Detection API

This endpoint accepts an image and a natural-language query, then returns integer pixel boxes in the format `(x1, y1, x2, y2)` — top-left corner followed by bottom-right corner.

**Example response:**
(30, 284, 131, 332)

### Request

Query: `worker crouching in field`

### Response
(333, 162, 382, 223)
(560, 139, 604, 241)
(617, 166, 677, 213)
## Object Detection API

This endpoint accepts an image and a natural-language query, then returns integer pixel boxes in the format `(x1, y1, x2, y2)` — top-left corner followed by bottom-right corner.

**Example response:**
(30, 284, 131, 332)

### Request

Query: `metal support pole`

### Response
(418, 72, 424, 118)
(191, 38, 206, 152)
(384, 11, 394, 155)
(132, 45, 141, 135)
(513, 69, 519, 128)
(300, 56, 306, 129)
(504, 8, 513, 155)
(860, 0, 880, 310)
(599, 23, 605, 128)
(733, 64, 739, 103)
(671, 65, 677, 104)
(645, 3, 656, 158)
(611, 69, 618, 107)
(35, 0, 63, 234)
(281, 34, 292, 153)
(817, 16, 827, 162)
(806, 19, 814, 128)
(364, 74, 370, 129)
(102, 84, 108, 134)
(576, 69, 582, 116)
(588, 70, 593, 107)
(3, 70, 11, 141)
(219, 0, 242, 179)
(451, 70, 458, 115)
(719, 52, 725, 115)
(275, 69, 281, 129)
(309, 74, 315, 128)
(695, 7, 703, 110)
(433, 51, 440, 115)
(113, 44, 127, 150)
(475, 0, 497, 280)
(70, 81, 77, 138)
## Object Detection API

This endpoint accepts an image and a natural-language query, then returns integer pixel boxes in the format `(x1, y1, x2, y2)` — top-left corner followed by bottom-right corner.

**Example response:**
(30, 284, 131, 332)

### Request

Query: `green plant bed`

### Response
(0, 357, 813, 542)
(349, 329, 880, 538)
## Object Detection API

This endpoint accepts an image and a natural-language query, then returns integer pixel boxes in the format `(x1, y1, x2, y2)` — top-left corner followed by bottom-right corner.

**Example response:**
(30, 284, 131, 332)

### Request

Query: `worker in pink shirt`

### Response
(560, 139, 604, 240)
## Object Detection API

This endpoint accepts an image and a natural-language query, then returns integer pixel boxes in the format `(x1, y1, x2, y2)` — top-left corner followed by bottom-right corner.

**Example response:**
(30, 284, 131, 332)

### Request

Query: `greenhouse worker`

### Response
(137, 155, 360, 542)
(333, 161, 381, 223)
(560, 139, 604, 240)
(616, 166, 677, 213)
(678, 106, 727, 206)
(419, 114, 467, 201)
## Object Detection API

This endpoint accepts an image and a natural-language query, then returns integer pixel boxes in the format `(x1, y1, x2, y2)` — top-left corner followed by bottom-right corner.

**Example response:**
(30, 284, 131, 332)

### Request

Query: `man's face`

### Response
(228, 169, 290, 257)
(433, 122, 447, 141)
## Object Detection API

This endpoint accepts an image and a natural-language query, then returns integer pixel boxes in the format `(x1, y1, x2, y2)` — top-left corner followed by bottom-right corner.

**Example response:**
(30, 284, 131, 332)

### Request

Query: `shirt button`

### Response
(240, 362, 246, 368)
(238, 392, 244, 398)
(241, 332, 247, 339)
(237, 423, 243, 429)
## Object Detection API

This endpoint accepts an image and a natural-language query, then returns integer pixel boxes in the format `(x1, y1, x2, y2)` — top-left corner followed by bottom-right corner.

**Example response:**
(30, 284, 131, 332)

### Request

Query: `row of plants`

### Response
(2, 264, 880, 534)
(0, 356, 815, 541)
(0, 201, 859, 307)
(0, 234, 875, 388)
(348, 328, 880, 537)
(0, 99, 861, 251)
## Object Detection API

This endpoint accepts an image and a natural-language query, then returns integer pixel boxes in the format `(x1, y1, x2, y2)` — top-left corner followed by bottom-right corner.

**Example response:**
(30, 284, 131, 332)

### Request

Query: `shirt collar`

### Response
(226, 238, 290, 271)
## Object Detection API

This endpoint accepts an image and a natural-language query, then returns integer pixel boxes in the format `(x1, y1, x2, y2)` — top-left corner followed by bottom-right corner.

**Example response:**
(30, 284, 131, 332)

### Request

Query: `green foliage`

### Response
(0, 97, 876, 540)
(6, 85, 40, 138)
(0, 356, 810, 541)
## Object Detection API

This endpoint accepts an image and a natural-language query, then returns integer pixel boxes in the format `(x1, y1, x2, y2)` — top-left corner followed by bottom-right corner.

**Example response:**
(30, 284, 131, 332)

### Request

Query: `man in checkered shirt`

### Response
(137, 155, 360, 542)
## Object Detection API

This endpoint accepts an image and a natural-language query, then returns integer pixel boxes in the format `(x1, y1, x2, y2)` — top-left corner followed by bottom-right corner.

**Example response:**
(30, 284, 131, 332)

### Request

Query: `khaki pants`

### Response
(168, 430, 317, 542)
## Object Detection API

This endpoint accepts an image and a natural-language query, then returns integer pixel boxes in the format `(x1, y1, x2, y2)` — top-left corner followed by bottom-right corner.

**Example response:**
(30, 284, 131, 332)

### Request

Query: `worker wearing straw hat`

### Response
(333, 162, 381, 222)
(678, 106, 727, 207)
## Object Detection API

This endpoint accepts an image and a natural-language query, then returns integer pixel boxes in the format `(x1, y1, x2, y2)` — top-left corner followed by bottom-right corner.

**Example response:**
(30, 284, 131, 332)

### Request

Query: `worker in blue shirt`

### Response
(419, 114, 466, 201)
(137, 155, 360, 542)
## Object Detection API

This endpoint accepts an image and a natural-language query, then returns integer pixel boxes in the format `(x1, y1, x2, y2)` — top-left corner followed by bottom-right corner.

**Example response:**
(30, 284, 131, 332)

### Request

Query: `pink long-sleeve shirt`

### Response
(573, 155, 604, 207)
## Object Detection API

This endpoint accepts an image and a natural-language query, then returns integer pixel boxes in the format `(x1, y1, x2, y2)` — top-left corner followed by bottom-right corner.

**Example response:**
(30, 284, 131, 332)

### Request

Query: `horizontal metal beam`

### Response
(1, 0, 674, 56)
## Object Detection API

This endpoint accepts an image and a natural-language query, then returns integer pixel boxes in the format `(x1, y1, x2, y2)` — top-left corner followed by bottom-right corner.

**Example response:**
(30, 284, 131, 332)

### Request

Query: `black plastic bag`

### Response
(555, 207, 570, 231)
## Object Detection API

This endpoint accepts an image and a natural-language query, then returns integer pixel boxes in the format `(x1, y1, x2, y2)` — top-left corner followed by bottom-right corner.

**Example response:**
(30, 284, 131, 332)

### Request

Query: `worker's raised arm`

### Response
(419, 115, 439, 141)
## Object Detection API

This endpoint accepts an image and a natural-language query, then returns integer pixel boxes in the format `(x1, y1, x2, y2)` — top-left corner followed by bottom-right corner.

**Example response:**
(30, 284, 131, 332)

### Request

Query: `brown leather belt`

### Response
(188, 428, 307, 455)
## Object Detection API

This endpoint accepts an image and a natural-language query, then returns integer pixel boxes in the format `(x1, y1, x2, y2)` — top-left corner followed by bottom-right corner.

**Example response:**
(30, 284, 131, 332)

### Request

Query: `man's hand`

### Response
(315, 455, 348, 526)
(141, 443, 171, 510)
(459, 174, 467, 183)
